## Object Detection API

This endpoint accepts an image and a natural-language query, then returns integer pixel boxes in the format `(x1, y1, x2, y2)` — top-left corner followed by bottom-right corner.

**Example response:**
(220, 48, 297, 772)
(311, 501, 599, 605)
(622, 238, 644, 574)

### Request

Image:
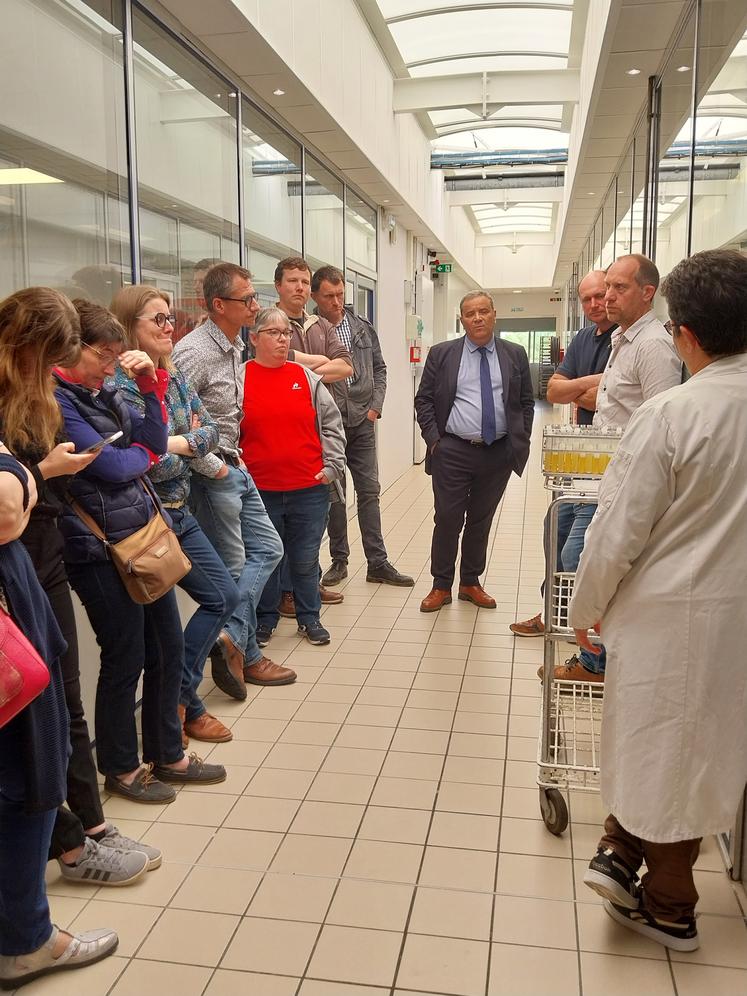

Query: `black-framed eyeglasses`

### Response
(83, 342, 120, 364)
(219, 294, 258, 307)
(663, 320, 678, 337)
(138, 312, 176, 329)
(257, 328, 292, 340)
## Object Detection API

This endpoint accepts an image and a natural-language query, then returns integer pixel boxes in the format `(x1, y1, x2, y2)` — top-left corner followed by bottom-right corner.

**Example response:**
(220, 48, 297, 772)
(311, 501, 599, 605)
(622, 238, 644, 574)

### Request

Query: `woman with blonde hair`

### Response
(0, 287, 160, 883)
(109, 285, 241, 742)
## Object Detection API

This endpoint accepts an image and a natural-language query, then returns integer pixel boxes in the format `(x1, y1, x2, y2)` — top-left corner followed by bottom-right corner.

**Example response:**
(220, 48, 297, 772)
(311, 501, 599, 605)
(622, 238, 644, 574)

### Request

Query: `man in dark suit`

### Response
(414, 291, 534, 612)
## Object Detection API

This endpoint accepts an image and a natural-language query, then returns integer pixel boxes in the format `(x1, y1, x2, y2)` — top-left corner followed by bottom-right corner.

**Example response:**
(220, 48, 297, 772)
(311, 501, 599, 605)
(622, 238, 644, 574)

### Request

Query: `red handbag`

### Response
(0, 594, 50, 729)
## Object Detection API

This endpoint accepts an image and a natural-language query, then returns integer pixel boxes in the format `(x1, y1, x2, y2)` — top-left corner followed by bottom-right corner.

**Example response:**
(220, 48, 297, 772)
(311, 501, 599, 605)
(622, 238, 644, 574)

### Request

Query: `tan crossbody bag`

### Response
(71, 478, 191, 604)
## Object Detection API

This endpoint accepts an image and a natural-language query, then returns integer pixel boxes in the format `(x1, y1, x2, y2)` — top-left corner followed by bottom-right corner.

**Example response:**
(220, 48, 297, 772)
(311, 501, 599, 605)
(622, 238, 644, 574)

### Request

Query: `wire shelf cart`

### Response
(537, 426, 622, 835)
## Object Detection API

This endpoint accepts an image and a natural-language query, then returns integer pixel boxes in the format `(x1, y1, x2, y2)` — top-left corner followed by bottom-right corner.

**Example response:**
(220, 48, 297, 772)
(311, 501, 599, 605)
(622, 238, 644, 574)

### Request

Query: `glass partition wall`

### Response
(0, 0, 376, 314)
(569, 0, 747, 309)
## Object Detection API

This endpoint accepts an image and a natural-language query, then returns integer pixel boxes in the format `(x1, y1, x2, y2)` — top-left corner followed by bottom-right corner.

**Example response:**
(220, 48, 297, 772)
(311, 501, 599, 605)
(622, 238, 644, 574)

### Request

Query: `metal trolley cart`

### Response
(537, 426, 622, 835)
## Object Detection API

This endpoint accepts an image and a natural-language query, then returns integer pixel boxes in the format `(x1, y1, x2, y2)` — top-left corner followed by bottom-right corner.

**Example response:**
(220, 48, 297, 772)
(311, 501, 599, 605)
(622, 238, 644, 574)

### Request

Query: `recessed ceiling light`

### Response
(273, 88, 285, 96)
(513, 289, 522, 294)
(677, 65, 690, 73)
(626, 68, 641, 76)
(0, 167, 63, 185)
(587, 191, 595, 196)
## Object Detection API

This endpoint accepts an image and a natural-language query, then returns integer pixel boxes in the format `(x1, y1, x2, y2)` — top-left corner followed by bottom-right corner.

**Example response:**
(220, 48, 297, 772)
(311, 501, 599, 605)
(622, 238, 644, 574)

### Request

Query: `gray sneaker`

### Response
(57, 836, 148, 887)
(98, 823, 162, 870)
(0, 924, 118, 990)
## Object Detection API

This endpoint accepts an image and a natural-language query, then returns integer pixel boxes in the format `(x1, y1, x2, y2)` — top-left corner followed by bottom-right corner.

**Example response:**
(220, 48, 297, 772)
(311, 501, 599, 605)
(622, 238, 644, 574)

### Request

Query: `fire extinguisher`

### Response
(410, 345, 421, 364)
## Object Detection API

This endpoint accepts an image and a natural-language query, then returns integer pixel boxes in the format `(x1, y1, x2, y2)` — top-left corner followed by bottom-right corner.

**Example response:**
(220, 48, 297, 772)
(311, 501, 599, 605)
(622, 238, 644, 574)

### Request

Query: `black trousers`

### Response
(45, 576, 104, 858)
(429, 434, 513, 590)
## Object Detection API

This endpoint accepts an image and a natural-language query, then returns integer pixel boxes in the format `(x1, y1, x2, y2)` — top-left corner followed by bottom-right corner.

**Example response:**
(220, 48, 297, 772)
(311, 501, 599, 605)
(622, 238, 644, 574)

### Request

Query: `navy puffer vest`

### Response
(55, 381, 156, 564)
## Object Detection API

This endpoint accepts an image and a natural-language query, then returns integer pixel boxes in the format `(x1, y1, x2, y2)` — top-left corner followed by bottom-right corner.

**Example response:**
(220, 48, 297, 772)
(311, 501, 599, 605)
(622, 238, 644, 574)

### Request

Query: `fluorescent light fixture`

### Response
(626, 68, 641, 76)
(677, 65, 690, 72)
(273, 88, 285, 96)
(513, 290, 522, 294)
(0, 168, 63, 185)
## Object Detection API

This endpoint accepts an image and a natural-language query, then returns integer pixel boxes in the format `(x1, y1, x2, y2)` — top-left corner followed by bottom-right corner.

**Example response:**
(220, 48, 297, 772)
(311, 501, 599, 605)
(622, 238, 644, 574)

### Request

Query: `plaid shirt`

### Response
(334, 314, 356, 386)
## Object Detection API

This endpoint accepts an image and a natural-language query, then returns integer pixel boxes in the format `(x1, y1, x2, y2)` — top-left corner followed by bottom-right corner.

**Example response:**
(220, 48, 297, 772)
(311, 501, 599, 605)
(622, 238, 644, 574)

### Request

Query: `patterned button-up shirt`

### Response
(334, 313, 356, 386)
(172, 318, 245, 457)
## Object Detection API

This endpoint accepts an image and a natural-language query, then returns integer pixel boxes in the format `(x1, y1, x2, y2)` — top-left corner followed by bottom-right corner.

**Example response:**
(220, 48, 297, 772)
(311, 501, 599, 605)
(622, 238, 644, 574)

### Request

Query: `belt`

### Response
(445, 432, 502, 448)
(220, 451, 241, 467)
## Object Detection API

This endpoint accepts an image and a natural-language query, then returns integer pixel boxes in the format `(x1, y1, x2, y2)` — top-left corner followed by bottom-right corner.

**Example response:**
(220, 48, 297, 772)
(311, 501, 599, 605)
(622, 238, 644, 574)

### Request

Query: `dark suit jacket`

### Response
(414, 334, 534, 476)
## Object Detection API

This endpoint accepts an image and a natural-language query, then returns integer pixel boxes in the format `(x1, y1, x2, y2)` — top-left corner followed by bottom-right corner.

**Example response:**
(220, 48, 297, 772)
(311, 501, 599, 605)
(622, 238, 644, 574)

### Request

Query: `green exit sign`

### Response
(435, 263, 452, 273)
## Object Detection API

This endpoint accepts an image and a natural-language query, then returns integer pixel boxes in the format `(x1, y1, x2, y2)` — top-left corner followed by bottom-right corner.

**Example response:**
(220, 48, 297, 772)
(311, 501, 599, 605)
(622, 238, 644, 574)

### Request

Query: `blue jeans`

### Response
(257, 485, 330, 628)
(0, 723, 55, 955)
(189, 466, 283, 666)
(561, 502, 606, 675)
(171, 507, 240, 723)
(67, 561, 185, 774)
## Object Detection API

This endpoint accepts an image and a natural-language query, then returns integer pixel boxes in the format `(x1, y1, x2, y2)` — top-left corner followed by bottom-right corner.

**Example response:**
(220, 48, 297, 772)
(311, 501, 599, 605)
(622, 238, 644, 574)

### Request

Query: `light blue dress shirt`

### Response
(445, 336, 507, 442)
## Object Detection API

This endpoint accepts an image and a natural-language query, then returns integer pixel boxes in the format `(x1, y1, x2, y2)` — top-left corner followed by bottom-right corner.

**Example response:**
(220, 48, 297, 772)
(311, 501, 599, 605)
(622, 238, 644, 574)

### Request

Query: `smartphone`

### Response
(82, 430, 123, 454)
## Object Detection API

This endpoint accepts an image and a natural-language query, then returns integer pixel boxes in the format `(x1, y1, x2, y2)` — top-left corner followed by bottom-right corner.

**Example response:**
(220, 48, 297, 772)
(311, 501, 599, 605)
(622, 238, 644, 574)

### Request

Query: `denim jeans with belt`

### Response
(189, 465, 283, 666)
(66, 561, 184, 775)
(561, 501, 606, 674)
(257, 484, 330, 628)
(170, 507, 240, 723)
(0, 722, 55, 956)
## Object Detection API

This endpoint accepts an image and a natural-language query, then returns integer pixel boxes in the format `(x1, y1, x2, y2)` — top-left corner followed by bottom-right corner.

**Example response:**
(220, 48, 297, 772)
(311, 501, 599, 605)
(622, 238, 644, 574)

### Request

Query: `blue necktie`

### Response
(478, 346, 497, 445)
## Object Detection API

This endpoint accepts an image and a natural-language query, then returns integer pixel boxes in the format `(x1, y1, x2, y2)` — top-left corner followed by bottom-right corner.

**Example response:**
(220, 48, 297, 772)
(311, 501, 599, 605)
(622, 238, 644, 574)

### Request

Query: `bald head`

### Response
(577, 270, 612, 331)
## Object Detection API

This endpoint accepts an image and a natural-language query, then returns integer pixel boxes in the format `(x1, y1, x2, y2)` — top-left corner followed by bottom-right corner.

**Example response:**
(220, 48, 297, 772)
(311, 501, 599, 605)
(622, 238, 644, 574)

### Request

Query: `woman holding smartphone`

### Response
(109, 285, 240, 743)
(0, 287, 161, 882)
(54, 299, 225, 804)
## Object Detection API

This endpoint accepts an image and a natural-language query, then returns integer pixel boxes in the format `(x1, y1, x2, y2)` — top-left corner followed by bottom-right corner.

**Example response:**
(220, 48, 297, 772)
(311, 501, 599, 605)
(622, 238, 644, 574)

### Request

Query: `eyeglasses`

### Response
(663, 320, 678, 337)
(219, 294, 258, 307)
(83, 342, 120, 364)
(257, 328, 292, 340)
(138, 312, 175, 329)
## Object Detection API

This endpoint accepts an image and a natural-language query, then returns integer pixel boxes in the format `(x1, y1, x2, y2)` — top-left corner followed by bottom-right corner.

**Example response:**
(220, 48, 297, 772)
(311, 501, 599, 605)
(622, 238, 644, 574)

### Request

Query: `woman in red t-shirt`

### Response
(241, 309, 346, 646)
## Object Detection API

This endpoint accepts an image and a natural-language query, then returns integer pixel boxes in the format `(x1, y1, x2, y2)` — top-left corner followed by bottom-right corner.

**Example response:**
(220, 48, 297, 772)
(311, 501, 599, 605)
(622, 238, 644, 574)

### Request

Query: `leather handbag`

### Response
(71, 478, 191, 605)
(0, 592, 50, 729)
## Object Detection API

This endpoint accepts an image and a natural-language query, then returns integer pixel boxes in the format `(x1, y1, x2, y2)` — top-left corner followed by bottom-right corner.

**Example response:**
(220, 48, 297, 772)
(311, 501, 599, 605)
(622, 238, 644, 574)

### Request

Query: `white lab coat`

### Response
(569, 353, 747, 842)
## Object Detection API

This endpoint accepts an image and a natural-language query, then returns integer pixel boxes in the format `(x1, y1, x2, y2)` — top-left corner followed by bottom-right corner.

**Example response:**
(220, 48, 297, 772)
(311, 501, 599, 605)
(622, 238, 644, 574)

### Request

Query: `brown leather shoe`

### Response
(509, 612, 545, 637)
(177, 704, 189, 749)
(538, 655, 605, 684)
(458, 584, 496, 609)
(420, 588, 452, 612)
(278, 592, 295, 617)
(184, 712, 233, 743)
(244, 656, 297, 686)
(209, 631, 248, 701)
(320, 585, 344, 605)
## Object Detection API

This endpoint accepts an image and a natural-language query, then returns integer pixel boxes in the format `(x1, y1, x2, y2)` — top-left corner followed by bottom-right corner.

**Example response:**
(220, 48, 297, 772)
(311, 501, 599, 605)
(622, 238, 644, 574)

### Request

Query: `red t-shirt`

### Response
(240, 362, 324, 491)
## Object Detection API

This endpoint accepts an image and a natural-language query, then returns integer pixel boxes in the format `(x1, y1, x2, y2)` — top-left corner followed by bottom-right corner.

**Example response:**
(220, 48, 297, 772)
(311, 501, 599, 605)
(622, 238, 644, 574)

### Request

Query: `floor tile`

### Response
(308, 771, 377, 805)
(397, 933, 490, 996)
(198, 828, 282, 871)
(499, 816, 572, 858)
(68, 900, 160, 958)
(380, 751, 444, 780)
(99, 860, 189, 907)
(576, 901, 666, 960)
(205, 971, 299, 996)
(488, 943, 580, 995)
(496, 852, 574, 901)
(290, 799, 365, 837)
(436, 781, 503, 816)
(270, 833, 353, 877)
(419, 845, 496, 892)
(245, 767, 317, 798)
(326, 878, 414, 931)
(369, 776, 439, 810)
(300, 982, 389, 996)
(671, 962, 747, 996)
(279, 720, 342, 746)
(224, 794, 299, 831)
(221, 916, 319, 975)
(390, 728, 451, 754)
(139, 822, 216, 864)
(358, 805, 431, 844)
(137, 907, 239, 966)
(343, 838, 424, 883)
(307, 924, 402, 987)
(428, 811, 500, 851)
(335, 724, 396, 749)
(322, 746, 387, 776)
(399, 707, 454, 731)
(441, 756, 505, 785)
(111, 959, 211, 996)
(579, 952, 675, 996)
(409, 886, 493, 940)
(492, 894, 577, 949)
(248, 872, 337, 921)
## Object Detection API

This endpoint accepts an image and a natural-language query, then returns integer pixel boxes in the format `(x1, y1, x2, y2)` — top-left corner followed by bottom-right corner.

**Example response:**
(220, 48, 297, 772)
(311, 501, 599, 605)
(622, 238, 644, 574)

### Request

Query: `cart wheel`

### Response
(539, 788, 568, 835)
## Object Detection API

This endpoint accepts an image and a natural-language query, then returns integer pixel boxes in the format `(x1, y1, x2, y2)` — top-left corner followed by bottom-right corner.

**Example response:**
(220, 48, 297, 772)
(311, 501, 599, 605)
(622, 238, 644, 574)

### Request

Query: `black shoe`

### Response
(152, 753, 226, 785)
(603, 898, 699, 952)
(255, 623, 275, 648)
(366, 561, 415, 587)
(583, 847, 641, 909)
(297, 620, 331, 645)
(321, 561, 348, 586)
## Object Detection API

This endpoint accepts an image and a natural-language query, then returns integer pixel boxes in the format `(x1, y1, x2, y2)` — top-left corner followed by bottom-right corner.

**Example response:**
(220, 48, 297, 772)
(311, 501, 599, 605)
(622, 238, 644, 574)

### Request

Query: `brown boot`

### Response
(183, 712, 233, 743)
(177, 704, 189, 749)
(278, 592, 295, 617)
(244, 656, 297, 686)
(209, 632, 248, 701)
(319, 585, 344, 605)
(458, 584, 496, 609)
(420, 588, 452, 612)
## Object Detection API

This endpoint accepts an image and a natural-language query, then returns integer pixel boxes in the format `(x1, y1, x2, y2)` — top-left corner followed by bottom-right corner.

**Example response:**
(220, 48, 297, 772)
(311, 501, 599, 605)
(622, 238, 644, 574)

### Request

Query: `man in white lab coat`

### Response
(569, 248, 747, 952)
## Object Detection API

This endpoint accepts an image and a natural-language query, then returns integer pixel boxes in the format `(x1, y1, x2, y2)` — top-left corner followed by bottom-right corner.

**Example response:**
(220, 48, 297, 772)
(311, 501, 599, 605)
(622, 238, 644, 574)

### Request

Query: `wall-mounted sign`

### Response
(434, 263, 452, 273)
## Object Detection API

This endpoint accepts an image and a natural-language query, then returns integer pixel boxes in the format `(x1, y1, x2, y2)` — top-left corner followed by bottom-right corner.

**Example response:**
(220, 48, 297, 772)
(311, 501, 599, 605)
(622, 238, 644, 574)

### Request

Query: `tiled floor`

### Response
(33, 408, 747, 996)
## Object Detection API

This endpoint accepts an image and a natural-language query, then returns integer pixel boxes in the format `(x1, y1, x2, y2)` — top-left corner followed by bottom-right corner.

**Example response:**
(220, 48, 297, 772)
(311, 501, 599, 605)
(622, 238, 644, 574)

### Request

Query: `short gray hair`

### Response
(251, 307, 290, 333)
(459, 290, 495, 314)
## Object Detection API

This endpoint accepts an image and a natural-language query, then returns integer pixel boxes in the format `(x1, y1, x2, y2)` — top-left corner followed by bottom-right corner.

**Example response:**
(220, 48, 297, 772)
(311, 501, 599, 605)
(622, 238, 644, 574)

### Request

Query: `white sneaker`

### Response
(0, 924, 118, 990)
(57, 836, 148, 886)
